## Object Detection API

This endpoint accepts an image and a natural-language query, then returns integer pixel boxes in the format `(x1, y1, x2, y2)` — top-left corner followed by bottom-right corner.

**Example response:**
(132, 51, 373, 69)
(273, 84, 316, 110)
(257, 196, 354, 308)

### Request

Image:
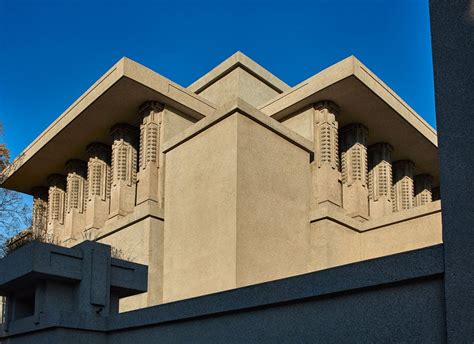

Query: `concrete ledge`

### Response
(0, 241, 148, 338)
(310, 200, 442, 233)
(0, 242, 83, 290)
(362, 200, 441, 232)
(95, 201, 164, 241)
(162, 98, 314, 158)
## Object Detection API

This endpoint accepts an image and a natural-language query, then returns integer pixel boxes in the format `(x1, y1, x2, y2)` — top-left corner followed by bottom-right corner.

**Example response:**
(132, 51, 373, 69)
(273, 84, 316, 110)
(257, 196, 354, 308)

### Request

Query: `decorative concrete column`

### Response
(31, 186, 48, 235)
(392, 160, 415, 212)
(137, 101, 164, 206)
(64, 160, 87, 242)
(312, 101, 342, 210)
(340, 124, 369, 221)
(368, 143, 393, 218)
(414, 174, 433, 207)
(109, 124, 138, 219)
(85, 143, 111, 231)
(47, 174, 66, 239)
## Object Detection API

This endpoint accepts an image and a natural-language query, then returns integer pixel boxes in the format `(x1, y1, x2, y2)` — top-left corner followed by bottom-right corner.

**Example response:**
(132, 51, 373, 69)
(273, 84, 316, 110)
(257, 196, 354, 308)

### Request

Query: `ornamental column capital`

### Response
(47, 174, 66, 189)
(86, 142, 111, 162)
(65, 159, 87, 177)
(139, 101, 164, 120)
(313, 100, 340, 115)
(110, 123, 139, 146)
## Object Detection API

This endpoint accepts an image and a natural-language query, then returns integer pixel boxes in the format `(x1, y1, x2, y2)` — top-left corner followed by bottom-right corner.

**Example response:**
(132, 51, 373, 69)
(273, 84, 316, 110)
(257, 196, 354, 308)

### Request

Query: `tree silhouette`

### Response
(0, 123, 32, 257)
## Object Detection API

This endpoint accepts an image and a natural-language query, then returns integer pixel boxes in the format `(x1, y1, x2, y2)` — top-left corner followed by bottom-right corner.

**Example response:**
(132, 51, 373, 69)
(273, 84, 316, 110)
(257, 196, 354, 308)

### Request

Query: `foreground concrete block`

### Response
(0, 241, 147, 335)
(162, 99, 313, 302)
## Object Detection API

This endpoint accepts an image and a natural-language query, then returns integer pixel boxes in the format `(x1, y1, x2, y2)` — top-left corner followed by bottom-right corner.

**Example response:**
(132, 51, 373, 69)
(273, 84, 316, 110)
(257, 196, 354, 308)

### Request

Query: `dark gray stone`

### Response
(0, 244, 446, 343)
(0, 240, 147, 339)
(430, 0, 474, 342)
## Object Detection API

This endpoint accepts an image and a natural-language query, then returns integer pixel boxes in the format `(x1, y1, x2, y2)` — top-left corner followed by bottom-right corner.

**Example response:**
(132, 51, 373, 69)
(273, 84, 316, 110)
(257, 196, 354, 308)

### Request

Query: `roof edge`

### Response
(0, 57, 217, 191)
(0, 58, 126, 188)
(187, 51, 291, 94)
(259, 55, 438, 147)
(351, 56, 437, 139)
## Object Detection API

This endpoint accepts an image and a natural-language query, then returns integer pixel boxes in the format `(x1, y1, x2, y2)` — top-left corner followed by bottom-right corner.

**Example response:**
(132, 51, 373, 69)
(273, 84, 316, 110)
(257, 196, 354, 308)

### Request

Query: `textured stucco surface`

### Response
(163, 110, 311, 302)
(430, 0, 474, 342)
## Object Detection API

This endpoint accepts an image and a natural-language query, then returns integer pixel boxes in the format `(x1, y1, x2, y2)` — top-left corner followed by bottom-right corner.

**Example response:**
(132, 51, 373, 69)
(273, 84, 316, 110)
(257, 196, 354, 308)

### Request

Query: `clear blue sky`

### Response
(0, 0, 434, 162)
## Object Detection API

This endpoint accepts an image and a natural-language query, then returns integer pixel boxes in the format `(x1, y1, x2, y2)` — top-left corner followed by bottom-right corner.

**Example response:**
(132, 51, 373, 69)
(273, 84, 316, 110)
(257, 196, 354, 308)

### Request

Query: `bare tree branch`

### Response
(0, 122, 32, 257)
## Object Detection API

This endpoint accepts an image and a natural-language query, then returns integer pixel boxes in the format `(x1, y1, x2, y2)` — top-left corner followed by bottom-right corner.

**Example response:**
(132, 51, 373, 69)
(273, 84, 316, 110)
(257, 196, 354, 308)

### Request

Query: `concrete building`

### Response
(0, 51, 441, 312)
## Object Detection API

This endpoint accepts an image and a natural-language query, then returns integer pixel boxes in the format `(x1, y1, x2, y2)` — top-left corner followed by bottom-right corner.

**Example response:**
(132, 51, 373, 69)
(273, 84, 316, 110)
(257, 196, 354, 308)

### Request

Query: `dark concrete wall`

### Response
(0, 329, 106, 344)
(430, 0, 474, 342)
(0, 245, 447, 343)
(109, 278, 445, 344)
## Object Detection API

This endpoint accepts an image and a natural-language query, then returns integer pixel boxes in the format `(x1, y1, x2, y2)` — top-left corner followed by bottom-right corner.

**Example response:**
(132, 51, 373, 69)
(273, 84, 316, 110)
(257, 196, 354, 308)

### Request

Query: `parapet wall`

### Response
(310, 200, 442, 270)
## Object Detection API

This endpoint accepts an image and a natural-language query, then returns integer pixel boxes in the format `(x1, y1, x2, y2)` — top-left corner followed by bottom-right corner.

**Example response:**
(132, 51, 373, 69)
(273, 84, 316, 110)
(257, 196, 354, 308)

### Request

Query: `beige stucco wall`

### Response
(310, 219, 361, 271)
(98, 215, 164, 312)
(197, 68, 281, 108)
(235, 114, 311, 286)
(163, 111, 311, 303)
(280, 107, 314, 141)
(361, 201, 442, 260)
(237, 68, 281, 108)
(309, 201, 442, 271)
(163, 114, 239, 302)
(158, 105, 197, 205)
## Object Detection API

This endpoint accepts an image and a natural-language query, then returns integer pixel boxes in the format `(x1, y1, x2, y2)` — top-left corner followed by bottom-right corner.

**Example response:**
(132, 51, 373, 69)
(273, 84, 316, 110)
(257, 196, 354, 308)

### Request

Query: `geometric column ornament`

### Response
(85, 143, 111, 231)
(108, 124, 139, 219)
(368, 143, 393, 219)
(392, 160, 415, 212)
(64, 159, 87, 243)
(312, 101, 342, 210)
(31, 186, 48, 235)
(47, 174, 67, 239)
(340, 123, 369, 221)
(414, 174, 433, 207)
(137, 101, 164, 206)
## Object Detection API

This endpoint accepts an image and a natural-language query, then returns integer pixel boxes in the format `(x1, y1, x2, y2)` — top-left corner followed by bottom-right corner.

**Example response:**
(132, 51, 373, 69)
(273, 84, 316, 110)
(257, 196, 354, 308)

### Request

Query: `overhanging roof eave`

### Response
(0, 57, 216, 193)
(259, 56, 438, 148)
